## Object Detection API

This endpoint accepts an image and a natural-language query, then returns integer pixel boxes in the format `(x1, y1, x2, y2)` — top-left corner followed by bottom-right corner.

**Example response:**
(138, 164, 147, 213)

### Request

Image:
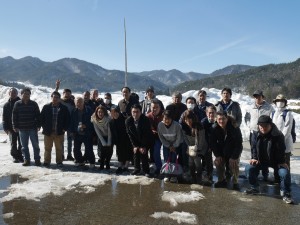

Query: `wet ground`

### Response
(1, 173, 300, 225)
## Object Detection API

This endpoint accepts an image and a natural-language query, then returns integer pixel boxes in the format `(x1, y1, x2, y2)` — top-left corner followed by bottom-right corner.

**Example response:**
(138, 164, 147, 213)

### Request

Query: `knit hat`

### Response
(257, 115, 272, 125)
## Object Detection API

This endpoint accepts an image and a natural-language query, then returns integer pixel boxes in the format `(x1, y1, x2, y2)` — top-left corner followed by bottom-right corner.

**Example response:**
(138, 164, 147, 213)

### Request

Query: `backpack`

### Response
(272, 109, 296, 143)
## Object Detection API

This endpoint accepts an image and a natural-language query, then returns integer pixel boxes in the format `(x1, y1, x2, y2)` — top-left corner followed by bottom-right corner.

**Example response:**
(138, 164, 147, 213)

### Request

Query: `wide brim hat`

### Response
(273, 94, 287, 104)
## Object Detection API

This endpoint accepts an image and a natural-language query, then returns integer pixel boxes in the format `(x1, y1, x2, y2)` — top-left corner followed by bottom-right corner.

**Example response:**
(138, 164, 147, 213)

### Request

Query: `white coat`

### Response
(272, 107, 294, 153)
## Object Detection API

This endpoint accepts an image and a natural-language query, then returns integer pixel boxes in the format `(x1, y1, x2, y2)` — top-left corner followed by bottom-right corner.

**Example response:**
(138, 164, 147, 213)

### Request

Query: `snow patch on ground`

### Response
(161, 191, 205, 207)
(150, 211, 198, 224)
(2, 212, 14, 219)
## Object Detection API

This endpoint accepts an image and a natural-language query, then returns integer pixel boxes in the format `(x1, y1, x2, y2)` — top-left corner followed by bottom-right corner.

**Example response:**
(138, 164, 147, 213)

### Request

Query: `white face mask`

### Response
(105, 99, 111, 104)
(276, 102, 285, 108)
(187, 103, 195, 110)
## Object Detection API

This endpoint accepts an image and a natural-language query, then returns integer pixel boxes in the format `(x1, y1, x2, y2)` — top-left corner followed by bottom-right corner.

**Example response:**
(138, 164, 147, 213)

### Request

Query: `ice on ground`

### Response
(238, 197, 253, 202)
(190, 184, 203, 190)
(161, 191, 205, 207)
(150, 211, 198, 224)
(116, 175, 154, 185)
(2, 212, 14, 219)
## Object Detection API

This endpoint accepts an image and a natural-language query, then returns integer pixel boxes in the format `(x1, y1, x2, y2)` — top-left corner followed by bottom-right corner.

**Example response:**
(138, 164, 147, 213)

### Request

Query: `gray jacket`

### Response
(157, 121, 183, 148)
(215, 100, 242, 127)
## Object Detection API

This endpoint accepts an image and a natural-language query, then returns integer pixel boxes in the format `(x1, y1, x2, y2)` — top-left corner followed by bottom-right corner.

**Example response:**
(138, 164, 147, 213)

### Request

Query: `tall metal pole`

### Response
(124, 18, 128, 86)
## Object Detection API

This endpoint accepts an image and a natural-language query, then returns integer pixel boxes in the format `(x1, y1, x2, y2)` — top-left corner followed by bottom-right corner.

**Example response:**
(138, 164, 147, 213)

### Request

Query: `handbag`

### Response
(160, 155, 183, 177)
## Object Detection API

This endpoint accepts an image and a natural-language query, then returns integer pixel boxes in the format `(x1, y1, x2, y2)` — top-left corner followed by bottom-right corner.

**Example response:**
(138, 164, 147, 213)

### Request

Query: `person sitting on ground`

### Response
(210, 111, 243, 190)
(245, 115, 293, 204)
(91, 105, 113, 170)
(110, 107, 133, 174)
(182, 110, 207, 184)
(69, 97, 95, 168)
(40, 91, 70, 167)
(2, 87, 23, 163)
(125, 104, 154, 177)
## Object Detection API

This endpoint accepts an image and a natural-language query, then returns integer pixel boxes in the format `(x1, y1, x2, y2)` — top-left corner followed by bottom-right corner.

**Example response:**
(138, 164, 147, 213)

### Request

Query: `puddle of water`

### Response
(1, 177, 300, 225)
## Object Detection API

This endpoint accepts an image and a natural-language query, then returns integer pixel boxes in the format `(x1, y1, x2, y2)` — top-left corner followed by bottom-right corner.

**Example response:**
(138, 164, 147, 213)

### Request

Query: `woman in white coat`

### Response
(272, 94, 294, 168)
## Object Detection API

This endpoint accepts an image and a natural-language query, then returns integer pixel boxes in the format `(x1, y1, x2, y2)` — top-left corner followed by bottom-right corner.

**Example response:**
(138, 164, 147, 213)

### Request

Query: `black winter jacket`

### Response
(125, 114, 154, 149)
(252, 123, 286, 167)
(2, 97, 21, 131)
(210, 118, 243, 159)
(40, 103, 70, 136)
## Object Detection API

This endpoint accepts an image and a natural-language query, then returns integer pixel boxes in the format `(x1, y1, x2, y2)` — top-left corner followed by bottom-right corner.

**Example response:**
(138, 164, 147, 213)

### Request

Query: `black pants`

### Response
(98, 137, 113, 166)
(9, 130, 23, 160)
(134, 150, 149, 173)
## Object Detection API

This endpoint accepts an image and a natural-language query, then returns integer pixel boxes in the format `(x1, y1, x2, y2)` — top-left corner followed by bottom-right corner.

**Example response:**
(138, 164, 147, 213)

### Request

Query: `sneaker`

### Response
(43, 162, 50, 168)
(116, 167, 123, 175)
(22, 160, 30, 166)
(18, 157, 24, 163)
(233, 183, 240, 191)
(66, 155, 74, 161)
(35, 160, 41, 166)
(214, 179, 227, 188)
(89, 164, 95, 169)
(282, 193, 293, 204)
(144, 173, 151, 178)
(245, 187, 259, 194)
(170, 177, 178, 183)
(131, 169, 141, 175)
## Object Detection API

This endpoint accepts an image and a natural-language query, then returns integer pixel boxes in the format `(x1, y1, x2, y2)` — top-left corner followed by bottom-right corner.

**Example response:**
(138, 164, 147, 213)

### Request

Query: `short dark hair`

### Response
(163, 110, 173, 120)
(198, 90, 207, 96)
(216, 111, 228, 118)
(206, 105, 216, 112)
(63, 89, 72, 94)
(185, 96, 197, 104)
(51, 91, 61, 98)
(221, 87, 232, 96)
(21, 88, 31, 95)
(104, 92, 112, 98)
(121, 86, 131, 93)
(131, 103, 142, 111)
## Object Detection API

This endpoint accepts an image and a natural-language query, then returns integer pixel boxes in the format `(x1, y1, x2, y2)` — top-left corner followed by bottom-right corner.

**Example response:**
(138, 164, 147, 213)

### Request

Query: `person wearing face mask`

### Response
(103, 93, 116, 112)
(272, 94, 294, 171)
(179, 97, 204, 123)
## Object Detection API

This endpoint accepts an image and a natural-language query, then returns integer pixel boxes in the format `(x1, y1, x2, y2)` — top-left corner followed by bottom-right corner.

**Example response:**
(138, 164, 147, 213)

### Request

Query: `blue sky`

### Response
(0, 0, 300, 74)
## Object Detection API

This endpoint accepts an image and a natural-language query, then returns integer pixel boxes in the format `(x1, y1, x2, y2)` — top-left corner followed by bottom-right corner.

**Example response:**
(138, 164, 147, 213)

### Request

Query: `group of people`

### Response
(2, 83, 295, 204)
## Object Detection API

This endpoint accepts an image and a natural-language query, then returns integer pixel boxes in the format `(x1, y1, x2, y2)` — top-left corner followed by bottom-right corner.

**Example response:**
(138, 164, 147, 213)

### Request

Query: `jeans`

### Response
(73, 134, 95, 164)
(245, 163, 291, 194)
(19, 129, 41, 161)
(153, 139, 162, 172)
(8, 130, 23, 160)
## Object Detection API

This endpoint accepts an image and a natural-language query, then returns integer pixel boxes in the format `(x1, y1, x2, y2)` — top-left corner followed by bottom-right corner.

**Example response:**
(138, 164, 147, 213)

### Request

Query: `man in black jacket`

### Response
(245, 115, 293, 204)
(125, 104, 154, 176)
(210, 111, 243, 190)
(40, 91, 70, 167)
(2, 88, 23, 163)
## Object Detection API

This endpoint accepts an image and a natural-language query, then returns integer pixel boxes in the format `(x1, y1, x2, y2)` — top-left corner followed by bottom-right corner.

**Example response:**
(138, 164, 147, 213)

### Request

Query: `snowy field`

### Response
(0, 83, 300, 224)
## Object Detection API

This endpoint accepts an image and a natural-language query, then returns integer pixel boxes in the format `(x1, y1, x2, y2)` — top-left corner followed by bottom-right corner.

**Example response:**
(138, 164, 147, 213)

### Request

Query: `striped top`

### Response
(12, 100, 41, 130)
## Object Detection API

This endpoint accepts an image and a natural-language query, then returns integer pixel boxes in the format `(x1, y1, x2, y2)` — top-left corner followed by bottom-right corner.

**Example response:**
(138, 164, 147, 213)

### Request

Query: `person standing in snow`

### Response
(12, 88, 41, 166)
(197, 90, 213, 121)
(91, 105, 113, 170)
(2, 87, 23, 163)
(166, 92, 187, 122)
(40, 91, 70, 167)
(272, 94, 294, 170)
(125, 104, 154, 176)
